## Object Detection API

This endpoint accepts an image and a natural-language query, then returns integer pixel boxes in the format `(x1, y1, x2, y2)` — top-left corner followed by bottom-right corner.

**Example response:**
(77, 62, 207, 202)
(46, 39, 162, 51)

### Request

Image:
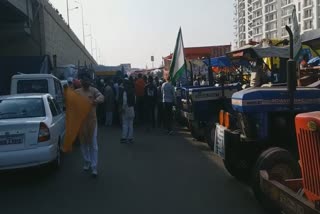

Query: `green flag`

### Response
(169, 28, 186, 82)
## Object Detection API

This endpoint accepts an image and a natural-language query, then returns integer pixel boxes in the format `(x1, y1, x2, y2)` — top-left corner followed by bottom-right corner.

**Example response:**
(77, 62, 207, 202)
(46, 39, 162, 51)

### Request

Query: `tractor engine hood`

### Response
(231, 87, 320, 113)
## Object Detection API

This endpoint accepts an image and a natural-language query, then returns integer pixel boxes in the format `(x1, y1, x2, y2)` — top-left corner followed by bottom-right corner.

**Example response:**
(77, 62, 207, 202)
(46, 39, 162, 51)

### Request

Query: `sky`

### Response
(49, 0, 234, 68)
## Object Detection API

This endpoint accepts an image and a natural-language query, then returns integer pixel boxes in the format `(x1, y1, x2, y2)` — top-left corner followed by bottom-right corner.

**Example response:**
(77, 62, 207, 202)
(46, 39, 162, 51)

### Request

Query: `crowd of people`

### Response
(67, 71, 175, 177)
(95, 71, 175, 140)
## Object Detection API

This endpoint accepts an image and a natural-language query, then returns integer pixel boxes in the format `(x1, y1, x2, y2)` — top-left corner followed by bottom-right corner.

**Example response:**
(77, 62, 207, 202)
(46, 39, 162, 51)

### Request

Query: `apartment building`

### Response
(234, 0, 320, 48)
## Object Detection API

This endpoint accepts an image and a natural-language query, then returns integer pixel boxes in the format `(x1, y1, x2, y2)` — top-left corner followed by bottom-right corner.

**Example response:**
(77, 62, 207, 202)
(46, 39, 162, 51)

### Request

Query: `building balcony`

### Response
(281, 23, 292, 28)
(265, 19, 277, 24)
(303, 15, 313, 20)
(281, 3, 294, 9)
(281, 12, 291, 18)
(265, 27, 277, 33)
(253, 32, 263, 37)
(265, 9, 277, 15)
(303, 4, 313, 9)
(252, 7, 263, 13)
(303, 27, 313, 32)
(265, 0, 276, 6)
(252, 23, 263, 28)
(252, 15, 263, 20)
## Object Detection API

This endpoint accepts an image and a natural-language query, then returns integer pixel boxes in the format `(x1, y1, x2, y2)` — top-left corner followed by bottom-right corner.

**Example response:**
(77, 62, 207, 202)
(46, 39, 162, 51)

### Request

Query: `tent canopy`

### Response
(227, 45, 290, 59)
(302, 29, 320, 51)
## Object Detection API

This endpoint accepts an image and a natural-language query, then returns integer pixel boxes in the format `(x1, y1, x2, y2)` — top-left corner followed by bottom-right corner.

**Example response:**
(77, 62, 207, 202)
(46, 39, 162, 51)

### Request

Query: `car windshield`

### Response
(0, 98, 45, 119)
(17, 79, 48, 94)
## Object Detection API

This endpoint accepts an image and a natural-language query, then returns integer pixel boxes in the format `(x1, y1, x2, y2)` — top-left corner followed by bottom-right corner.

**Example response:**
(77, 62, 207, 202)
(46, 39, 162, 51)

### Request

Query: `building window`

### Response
(271, 31, 277, 38)
(282, 8, 291, 16)
(281, 0, 292, 7)
(298, 2, 301, 10)
(266, 24, 270, 31)
(299, 13, 301, 22)
(304, 20, 313, 29)
(304, 0, 312, 7)
(282, 17, 292, 26)
(304, 8, 312, 18)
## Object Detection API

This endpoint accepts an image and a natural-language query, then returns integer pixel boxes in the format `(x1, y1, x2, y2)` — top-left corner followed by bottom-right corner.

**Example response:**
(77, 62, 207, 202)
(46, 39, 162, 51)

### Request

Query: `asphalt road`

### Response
(0, 125, 265, 214)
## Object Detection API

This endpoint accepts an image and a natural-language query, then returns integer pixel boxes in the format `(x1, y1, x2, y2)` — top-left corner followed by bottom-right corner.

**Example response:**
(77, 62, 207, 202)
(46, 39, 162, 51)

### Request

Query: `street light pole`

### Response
(75, 0, 85, 47)
(81, 4, 85, 46)
(66, 0, 70, 27)
(90, 35, 93, 57)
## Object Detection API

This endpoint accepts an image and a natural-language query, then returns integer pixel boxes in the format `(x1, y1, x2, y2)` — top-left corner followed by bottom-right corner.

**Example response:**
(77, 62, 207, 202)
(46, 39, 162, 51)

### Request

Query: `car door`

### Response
(47, 97, 64, 146)
(53, 79, 64, 111)
(52, 98, 66, 146)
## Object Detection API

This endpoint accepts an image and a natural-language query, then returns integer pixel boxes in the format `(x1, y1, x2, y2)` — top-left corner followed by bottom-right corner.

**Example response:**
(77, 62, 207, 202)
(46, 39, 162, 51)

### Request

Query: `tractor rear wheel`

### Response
(251, 147, 300, 212)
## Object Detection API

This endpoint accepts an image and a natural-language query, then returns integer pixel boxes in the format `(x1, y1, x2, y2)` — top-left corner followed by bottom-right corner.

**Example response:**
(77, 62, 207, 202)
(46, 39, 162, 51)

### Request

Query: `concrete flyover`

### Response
(0, 0, 96, 67)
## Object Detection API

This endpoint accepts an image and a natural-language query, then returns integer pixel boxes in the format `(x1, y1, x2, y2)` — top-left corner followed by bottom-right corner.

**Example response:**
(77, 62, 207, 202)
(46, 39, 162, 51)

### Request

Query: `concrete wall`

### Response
(41, 0, 96, 67)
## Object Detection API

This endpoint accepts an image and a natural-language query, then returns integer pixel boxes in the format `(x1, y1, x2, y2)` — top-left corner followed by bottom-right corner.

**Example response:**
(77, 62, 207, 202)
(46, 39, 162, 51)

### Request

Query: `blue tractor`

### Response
(180, 83, 241, 141)
(178, 57, 248, 142)
(211, 27, 320, 206)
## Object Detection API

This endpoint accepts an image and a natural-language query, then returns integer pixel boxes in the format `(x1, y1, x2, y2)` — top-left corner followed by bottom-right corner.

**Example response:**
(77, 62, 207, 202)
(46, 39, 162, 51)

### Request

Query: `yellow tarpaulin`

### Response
(63, 87, 92, 152)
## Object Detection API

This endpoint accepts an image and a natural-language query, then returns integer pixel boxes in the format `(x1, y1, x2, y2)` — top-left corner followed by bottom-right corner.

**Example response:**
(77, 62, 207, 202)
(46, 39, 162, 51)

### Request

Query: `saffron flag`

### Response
(169, 28, 186, 82)
(63, 87, 91, 152)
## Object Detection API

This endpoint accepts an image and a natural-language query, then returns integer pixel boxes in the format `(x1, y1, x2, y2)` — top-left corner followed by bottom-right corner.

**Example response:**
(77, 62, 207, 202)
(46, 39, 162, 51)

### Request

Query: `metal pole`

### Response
(95, 39, 98, 61)
(208, 57, 214, 86)
(90, 36, 93, 56)
(66, 0, 70, 27)
(285, 25, 296, 111)
(80, 2, 85, 46)
(189, 61, 193, 84)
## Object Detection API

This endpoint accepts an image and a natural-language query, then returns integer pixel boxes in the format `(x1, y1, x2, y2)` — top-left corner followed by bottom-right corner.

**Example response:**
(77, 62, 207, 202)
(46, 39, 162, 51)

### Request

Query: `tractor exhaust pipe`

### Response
(285, 25, 296, 110)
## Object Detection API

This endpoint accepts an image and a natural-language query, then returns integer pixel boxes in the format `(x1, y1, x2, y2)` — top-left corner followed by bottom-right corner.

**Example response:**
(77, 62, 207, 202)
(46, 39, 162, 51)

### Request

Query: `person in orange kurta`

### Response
(75, 74, 104, 177)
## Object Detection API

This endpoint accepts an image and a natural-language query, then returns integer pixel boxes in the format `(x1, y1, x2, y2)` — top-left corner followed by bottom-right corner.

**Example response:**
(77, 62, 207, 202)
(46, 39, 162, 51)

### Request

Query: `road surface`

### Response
(0, 126, 265, 214)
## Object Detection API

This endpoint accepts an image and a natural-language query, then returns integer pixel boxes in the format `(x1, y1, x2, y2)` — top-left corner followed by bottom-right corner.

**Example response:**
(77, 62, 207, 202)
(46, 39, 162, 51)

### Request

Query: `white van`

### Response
(11, 74, 64, 110)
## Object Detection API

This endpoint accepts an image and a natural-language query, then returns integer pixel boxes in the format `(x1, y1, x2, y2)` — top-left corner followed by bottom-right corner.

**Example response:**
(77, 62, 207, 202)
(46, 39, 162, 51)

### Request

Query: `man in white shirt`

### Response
(161, 72, 175, 135)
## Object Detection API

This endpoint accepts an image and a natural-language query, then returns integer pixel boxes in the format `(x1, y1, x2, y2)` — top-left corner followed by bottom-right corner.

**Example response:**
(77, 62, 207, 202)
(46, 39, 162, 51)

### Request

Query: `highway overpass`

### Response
(0, 0, 96, 67)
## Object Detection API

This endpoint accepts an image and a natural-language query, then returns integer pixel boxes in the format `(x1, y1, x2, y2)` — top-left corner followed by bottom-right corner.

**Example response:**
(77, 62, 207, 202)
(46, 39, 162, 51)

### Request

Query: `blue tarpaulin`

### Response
(203, 56, 250, 67)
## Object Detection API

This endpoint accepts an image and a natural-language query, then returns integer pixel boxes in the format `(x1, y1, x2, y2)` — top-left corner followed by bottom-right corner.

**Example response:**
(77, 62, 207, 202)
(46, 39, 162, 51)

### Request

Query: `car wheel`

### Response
(251, 147, 299, 212)
(51, 141, 61, 170)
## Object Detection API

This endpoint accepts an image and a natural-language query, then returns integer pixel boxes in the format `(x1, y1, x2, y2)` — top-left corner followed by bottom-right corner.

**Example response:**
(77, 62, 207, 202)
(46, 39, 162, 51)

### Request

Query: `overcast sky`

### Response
(49, 0, 234, 68)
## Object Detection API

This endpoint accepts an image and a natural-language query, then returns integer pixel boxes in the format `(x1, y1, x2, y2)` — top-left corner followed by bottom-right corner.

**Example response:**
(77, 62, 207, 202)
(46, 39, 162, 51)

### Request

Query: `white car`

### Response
(0, 94, 65, 170)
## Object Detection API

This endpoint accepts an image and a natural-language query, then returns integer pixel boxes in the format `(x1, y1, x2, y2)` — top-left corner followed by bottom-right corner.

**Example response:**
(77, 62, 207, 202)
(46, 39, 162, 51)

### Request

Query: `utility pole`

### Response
(81, 4, 85, 46)
(95, 39, 98, 63)
(66, 0, 70, 27)
(75, 1, 85, 46)
(90, 35, 93, 57)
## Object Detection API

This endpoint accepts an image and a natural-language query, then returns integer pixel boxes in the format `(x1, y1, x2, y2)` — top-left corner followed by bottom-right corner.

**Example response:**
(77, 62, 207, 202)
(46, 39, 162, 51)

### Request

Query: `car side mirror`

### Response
(63, 106, 66, 111)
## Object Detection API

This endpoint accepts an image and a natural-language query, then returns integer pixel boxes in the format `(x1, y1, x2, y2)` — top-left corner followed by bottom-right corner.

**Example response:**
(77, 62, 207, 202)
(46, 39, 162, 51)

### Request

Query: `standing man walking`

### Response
(134, 74, 145, 124)
(161, 73, 175, 135)
(75, 73, 104, 177)
(157, 80, 164, 128)
(104, 79, 115, 127)
(144, 76, 157, 130)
